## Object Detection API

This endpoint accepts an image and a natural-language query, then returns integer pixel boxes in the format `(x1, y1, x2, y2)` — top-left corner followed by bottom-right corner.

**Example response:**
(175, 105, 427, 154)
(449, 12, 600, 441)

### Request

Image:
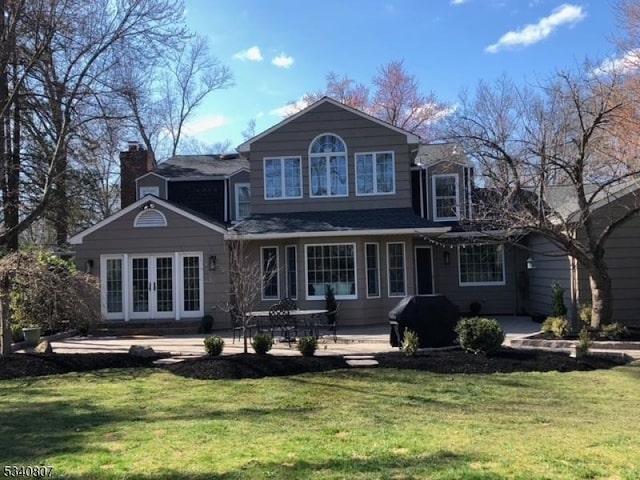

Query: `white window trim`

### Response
(355, 151, 396, 196)
(100, 254, 127, 320)
(365, 242, 381, 299)
(179, 252, 205, 318)
(457, 244, 506, 287)
(139, 186, 159, 198)
(432, 173, 460, 221)
(308, 133, 349, 198)
(387, 242, 407, 298)
(235, 183, 250, 221)
(263, 157, 303, 200)
(304, 242, 357, 300)
(285, 244, 297, 300)
(261, 246, 280, 300)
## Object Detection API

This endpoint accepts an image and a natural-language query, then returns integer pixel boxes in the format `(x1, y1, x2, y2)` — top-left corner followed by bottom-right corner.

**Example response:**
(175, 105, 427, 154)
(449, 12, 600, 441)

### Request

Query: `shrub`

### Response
(199, 314, 214, 334)
(297, 336, 318, 356)
(251, 333, 273, 355)
(401, 329, 419, 357)
(600, 322, 629, 341)
(455, 317, 505, 355)
(550, 281, 567, 317)
(10, 324, 23, 343)
(204, 336, 224, 356)
(542, 316, 569, 338)
(576, 327, 592, 356)
(579, 303, 592, 325)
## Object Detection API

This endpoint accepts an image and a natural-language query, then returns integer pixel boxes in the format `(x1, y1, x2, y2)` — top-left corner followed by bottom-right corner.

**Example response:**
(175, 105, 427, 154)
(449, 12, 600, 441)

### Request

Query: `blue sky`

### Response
(182, 0, 620, 150)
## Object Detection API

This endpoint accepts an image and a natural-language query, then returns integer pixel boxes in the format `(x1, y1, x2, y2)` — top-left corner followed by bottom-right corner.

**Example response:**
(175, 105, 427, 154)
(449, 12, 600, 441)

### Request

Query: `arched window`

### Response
(134, 209, 167, 228)
(309, 134, 348, 197)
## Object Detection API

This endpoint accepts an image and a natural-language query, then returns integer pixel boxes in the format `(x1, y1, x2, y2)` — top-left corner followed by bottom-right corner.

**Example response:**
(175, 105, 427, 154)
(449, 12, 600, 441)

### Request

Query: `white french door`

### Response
(130, 255, 175, 319)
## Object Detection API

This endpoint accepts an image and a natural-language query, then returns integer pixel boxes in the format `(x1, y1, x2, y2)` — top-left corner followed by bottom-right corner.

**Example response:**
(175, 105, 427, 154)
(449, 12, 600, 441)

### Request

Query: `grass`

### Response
(1, 363, 640, 479)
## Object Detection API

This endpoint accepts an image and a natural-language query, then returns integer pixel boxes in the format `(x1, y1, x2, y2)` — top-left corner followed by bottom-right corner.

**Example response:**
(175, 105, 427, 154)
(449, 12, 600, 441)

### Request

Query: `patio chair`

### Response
(279, 297, 298, 311)
(268, 303, 297, 346)
(232, 307, 256, 344)
(314, 302, 340, 342)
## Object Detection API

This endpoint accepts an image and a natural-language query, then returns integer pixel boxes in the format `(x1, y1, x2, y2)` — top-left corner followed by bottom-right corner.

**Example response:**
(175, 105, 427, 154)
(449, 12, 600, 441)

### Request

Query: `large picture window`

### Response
(459, 244, 505, 285)
(356, 152, 395, 195)
(433, 174, 459, 220)
(306, 244, 356, 299)
(309, 134, 348, 197)
(264, 157, 302, 199)
(387, 242, 406, 297)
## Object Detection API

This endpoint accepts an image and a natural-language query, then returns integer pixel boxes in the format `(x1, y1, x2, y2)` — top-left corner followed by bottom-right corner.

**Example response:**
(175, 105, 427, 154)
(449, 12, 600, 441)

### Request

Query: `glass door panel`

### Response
(155, 256, 174, 315)
(132, 258, 149, 313)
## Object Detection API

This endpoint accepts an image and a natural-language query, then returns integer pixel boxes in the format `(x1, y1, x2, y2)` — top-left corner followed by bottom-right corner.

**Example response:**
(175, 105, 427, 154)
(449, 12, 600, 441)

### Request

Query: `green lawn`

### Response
(1, 363, 640, 479)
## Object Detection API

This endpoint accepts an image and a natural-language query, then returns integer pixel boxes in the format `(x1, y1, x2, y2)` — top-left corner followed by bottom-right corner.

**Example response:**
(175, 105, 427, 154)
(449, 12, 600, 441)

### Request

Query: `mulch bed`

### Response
(0, 347, 631, 381)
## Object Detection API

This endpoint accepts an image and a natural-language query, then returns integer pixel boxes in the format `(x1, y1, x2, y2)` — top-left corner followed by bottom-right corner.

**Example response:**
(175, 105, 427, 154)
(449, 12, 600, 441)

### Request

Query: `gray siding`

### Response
(248, 101, 415, 215)
(526, 234, 571, 319)
(74, 205, 232, 327)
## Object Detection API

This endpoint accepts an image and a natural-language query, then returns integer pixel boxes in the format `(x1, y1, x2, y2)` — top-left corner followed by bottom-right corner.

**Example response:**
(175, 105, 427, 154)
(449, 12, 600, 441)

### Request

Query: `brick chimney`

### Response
(120, 142, 156, 209)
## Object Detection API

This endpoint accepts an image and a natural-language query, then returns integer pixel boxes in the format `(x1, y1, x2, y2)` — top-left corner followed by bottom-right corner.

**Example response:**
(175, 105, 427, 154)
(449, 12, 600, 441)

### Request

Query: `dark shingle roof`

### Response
(414, 142, 471, 167)
(152, 155, 249, 179)
(231, 208, 447, 236)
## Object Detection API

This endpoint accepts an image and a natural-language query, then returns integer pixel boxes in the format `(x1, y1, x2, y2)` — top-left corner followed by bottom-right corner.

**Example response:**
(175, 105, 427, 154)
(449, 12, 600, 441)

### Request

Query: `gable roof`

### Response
(69, 195, 227, 245)
(237, 97, 421, 153)
(414, 142, 472, 168)
(139, 154, 249, 181)
(227, 208, 450, 239)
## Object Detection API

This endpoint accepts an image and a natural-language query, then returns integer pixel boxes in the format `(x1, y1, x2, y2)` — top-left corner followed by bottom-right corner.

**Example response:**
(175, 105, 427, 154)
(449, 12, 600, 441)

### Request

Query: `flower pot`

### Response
(22, 327, 41, 347)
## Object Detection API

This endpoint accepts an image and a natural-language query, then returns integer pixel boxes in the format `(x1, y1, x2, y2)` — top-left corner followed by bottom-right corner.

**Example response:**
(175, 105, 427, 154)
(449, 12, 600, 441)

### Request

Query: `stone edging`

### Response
(510, 335, 640, 350)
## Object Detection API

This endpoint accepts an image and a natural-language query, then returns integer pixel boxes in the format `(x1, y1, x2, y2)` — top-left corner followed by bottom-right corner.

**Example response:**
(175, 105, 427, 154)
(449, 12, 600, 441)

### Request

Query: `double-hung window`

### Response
(309, 134, 348, 197)
(365, 243, 380, 298)
(433, 174, 459, 220)
(458, 244, 505, 286)
(355, 152, 395, 195)
(387, 242, 406, 297)
(306, 244, 356, 299)
(235, 183, 250, 220)
(261, 247, 279, 300)
(264, 157, 302, 199)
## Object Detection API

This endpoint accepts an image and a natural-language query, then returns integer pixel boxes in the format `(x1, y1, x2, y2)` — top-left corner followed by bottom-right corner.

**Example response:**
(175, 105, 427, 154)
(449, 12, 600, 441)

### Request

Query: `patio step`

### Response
(91, 320, 201, 337)
(344, 354, 379, 368)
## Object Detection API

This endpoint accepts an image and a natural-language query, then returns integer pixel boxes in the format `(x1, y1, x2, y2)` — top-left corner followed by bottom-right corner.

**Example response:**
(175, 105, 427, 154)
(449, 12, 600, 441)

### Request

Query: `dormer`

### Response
(411, 143, 474, 222)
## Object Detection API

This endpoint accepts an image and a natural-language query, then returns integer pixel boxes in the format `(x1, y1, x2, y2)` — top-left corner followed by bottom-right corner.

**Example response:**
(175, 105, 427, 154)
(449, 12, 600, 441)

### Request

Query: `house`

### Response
(70, 97, 527, 329)
(526, 181, 640, 328)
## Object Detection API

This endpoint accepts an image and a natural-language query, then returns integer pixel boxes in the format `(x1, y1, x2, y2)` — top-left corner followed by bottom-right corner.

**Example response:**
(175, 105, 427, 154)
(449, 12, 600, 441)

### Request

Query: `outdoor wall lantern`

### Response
(85, 259, 94, 273)
(443, 251, 451, 265)
(140, 201, 156, 210)
(526, 257, 536, 270)
(209, 255, 217, 271)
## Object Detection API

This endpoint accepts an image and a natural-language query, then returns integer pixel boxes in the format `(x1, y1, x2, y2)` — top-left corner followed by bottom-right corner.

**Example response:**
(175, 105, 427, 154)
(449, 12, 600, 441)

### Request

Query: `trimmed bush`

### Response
(198, 314, 214, 334)
(579, 303, 592, 325)
(601, 322, 629, 341)
(542, 316, 569, 338)
(297, 336, 318, 356)
(550, 281, 568, 317)
(251, 333, 273, 355)
(577, 327, 592, 356)
(455, 317, 505, 355)
(204, 336, 224, 356)
(402, 329, 419, 357)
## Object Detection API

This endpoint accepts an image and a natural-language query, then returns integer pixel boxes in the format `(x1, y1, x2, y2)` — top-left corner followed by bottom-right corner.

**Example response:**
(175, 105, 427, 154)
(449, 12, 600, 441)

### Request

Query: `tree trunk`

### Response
(0, 272, 13, 356)
(589, 265, 613, 329)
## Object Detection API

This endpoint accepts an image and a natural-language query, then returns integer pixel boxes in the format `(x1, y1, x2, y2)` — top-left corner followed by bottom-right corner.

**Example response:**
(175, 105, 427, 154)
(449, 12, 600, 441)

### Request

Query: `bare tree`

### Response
(241, 118, 257, 142)
(445, 66, 640, 328)
(289, 61, 448, 140)
(225, 239, 275, 354)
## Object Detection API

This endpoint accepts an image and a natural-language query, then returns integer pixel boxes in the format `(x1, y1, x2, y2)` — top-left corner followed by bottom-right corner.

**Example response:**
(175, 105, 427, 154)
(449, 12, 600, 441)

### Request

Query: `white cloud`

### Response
(183, 115, 227, 136)
(269, 98, 310, 117)
(272, 53, 295, 69)
(594, 49, 640, 75)
(485, 3, 586, 54)
(233, 46, 263, 62)
(450, 0, 469, 5)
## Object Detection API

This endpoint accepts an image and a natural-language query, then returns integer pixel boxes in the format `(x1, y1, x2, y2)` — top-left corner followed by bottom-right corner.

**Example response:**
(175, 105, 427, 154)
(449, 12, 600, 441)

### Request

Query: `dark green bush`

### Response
(297, 336, 318, 356)
(455, 317, 505, 355)
(542, 316, 569, 338)
(199, 314, 214, 334)
(11, 324, 24, 343)
(600, 322, 629, 341)
(550, 281, 567, 317)
(204, 336, 224, 356)
(402, 329, 419, 357)
(251, 333, 273, 355)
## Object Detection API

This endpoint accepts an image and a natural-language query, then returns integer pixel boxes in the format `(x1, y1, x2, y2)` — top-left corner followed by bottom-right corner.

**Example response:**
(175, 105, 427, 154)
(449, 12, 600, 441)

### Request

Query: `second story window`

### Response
(264, 157, 302, 199)
(235, 183, 250, 220)
(309, 134, 348, 197)
(433, 174, 459, 221)
(355, 152, 395, 195)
